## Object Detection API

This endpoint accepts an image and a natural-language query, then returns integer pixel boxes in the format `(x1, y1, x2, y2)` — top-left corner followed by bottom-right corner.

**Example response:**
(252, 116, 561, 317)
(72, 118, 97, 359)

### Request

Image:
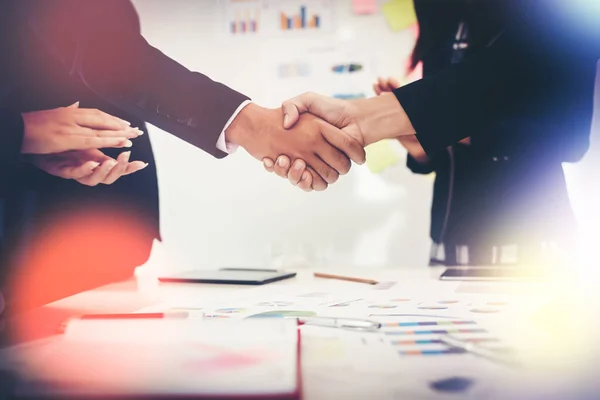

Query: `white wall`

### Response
(132, 0, 433, 273)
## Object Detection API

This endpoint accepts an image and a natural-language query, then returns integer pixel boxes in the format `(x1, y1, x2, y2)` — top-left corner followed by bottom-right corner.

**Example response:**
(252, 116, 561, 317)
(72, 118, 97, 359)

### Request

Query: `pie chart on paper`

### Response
(246, 310, 317, 319)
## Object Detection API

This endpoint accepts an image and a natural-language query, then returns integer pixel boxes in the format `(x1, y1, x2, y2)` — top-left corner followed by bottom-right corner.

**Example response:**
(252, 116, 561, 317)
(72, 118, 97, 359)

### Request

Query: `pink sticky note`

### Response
(353, 0, 377, 15)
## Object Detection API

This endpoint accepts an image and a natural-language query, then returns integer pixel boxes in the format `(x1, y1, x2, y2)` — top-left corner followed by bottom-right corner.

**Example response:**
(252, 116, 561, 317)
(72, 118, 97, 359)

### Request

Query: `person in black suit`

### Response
(270, 0, 599, 191)
(369, 0, 590, 265)
(0, 0, 366, 312)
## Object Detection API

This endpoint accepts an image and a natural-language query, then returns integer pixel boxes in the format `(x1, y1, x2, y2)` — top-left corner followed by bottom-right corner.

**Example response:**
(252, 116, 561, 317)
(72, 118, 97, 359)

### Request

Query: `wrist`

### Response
(353, 94, 415, 146)
(225, 103, 264, 149)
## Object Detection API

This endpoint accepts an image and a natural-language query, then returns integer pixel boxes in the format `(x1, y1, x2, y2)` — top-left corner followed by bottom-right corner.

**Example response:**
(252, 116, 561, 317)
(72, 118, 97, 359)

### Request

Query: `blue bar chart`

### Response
(280, 5, 322, 31)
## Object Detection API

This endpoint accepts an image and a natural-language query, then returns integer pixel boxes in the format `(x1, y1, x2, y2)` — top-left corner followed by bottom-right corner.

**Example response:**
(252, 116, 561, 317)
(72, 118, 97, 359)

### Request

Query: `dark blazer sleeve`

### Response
(0, 110, 25, 194)
(394, 0, 598, 157)
(20, 0, 250, 159)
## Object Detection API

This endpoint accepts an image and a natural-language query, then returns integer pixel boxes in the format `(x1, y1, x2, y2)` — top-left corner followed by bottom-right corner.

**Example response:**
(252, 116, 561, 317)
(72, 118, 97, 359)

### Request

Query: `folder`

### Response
(5, 319, 301, 399)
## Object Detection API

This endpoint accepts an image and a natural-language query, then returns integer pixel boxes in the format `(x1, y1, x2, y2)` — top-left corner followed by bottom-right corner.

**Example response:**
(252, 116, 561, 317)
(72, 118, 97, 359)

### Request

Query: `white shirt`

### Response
(215, 100, 252, 154)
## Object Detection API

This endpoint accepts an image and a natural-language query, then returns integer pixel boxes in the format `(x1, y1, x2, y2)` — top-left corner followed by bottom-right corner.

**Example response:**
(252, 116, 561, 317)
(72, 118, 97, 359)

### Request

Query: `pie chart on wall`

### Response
(246, 310, 316, 319)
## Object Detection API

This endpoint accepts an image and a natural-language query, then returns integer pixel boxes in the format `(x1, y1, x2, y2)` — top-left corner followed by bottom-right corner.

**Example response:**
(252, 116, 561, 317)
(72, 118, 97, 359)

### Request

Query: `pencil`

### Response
(313, 272, 379, 285)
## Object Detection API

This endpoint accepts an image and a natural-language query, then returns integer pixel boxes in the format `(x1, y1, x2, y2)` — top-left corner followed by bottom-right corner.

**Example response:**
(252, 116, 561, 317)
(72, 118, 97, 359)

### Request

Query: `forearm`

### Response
(22, 0, 249, 158)
(351, 94, 416, 146)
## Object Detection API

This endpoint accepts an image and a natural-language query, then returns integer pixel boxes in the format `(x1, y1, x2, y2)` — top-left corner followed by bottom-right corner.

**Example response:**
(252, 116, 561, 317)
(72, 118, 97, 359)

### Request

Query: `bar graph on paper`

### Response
(273, 0, 333, 33)
(224, 0, 333, 36)
(279, 5, 321, 31)
(226, 0, 261, 35)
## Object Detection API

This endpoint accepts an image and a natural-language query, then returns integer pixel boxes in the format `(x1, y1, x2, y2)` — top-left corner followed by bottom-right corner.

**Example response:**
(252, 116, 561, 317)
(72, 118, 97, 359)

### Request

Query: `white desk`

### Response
(2, 267, 600, 399)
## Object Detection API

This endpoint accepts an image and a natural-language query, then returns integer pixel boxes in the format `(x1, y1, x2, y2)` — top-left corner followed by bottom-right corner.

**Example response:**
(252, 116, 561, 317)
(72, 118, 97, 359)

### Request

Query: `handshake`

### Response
(18, 91, 411, 189)
(227, 91, 411, 191)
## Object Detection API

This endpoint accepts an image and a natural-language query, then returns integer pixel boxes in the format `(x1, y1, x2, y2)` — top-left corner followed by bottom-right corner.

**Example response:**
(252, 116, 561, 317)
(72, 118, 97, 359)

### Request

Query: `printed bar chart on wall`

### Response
(225, 0, 333, 36)
(280, 5, 323, 31)
(226, 0, 261, 35)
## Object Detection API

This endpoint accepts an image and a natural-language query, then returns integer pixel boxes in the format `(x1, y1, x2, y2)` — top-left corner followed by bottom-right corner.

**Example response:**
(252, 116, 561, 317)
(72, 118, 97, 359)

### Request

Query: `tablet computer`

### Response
(158, 268, 297, 285)
(439, 267, 549, 281)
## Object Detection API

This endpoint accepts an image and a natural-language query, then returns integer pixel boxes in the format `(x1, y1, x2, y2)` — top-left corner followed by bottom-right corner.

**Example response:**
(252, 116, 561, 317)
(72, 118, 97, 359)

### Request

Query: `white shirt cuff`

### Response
(216, 100, 252, 154)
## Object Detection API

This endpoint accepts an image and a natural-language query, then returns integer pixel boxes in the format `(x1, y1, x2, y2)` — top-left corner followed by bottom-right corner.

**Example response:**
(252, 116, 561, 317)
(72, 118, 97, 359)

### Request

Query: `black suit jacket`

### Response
(395, 0, 599, 157)
(0, 0, 249, 311)
(401, 0, 594, 248)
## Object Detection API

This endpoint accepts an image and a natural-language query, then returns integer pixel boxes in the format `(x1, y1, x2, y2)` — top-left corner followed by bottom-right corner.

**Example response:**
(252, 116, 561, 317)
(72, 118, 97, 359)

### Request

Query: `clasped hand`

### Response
(21, 102, 147, 185)
(261, 93, 367, 192)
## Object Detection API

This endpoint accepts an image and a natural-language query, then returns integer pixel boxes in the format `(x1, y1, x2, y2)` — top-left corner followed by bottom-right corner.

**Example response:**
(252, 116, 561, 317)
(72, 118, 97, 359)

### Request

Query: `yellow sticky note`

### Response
(381, 0, 417, 32)
(365, 139, 401, 173)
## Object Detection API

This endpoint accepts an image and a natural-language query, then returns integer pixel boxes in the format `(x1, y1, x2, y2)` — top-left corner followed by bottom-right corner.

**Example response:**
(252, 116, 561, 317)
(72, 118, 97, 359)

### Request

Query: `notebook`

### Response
(4, 318, 301, 399)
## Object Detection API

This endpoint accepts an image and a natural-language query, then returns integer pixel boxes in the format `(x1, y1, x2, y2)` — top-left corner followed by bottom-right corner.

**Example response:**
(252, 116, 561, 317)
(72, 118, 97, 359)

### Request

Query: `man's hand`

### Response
(263, 156, 314, 192)
(31, 149, 148, 186)
(226, 103, 365, 189)
(21, 102, 143, 154)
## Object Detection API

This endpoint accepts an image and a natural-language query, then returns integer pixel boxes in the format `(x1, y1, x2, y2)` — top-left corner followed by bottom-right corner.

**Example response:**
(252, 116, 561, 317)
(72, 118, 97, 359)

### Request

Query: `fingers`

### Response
(123, 161, 148, 175)
(74, 108, 131, 130)
(263, 156, 320, 192)
(263, 157, 307, 187)
(306, 153, 339, 184)
(387, 77, 401, 90)
(297, 170, 313, 192)
(281, 92, 319, 129)
(77, 159, 117, 186)
(80, 127, 143, 138)
(263, 158, 275, 173)
(103, 151, 131, 185)
(288, 159, 306, 186)
(373, 82, 383, 96)
(315, 139, 351, 176)
(56, 160, 101, 180)
(74, 136, 134, 150)
(319, 122, 366, 166)
(305, 166, 327, 191)
(273, 156, 292, 179)
(374, 77, 401, 95)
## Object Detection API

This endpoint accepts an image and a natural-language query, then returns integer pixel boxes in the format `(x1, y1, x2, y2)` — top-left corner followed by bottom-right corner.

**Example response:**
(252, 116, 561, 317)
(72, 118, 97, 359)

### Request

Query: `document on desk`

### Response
(7, 319, 300, 399)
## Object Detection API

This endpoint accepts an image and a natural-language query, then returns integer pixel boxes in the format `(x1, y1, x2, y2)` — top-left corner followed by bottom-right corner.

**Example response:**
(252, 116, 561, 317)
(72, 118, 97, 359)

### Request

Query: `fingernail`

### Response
(294, 162, 303, 170)
(90, 162, 100, 170)
(131, 127, 144, 136)
(283, 114, 289, 127)
(264, 159, 273, 168)
(123, 151, 131, 161)
(108, 160, 118, 169)
(278, 157, 288, 167)
(301, 172, 309, 181)
(123, 140, 133, 148)
(120, 119, 131, 126)
(142, 163, 149, 169)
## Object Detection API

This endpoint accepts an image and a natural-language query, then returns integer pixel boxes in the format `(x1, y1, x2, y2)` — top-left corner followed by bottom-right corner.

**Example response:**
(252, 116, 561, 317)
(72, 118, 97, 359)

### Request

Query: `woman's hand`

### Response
(372, 77, 401, 96)
(31, 149, 148, 186)
(21, 102, 142, 155)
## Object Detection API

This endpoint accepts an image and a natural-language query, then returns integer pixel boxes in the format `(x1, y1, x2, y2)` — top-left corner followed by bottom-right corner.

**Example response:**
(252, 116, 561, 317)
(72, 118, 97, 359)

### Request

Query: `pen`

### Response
(313, 272, 379, 285)
(220, 268, 279, 272)
(78, 312, 190, 320)
(294, 316, 381, 332)
(440, 334, 520, 366)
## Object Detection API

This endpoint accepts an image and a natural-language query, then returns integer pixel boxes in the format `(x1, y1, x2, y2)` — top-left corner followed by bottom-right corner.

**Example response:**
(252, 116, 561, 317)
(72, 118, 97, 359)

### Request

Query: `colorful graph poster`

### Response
(224, 0, 334, 36)
(224, 0, 263, 36)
